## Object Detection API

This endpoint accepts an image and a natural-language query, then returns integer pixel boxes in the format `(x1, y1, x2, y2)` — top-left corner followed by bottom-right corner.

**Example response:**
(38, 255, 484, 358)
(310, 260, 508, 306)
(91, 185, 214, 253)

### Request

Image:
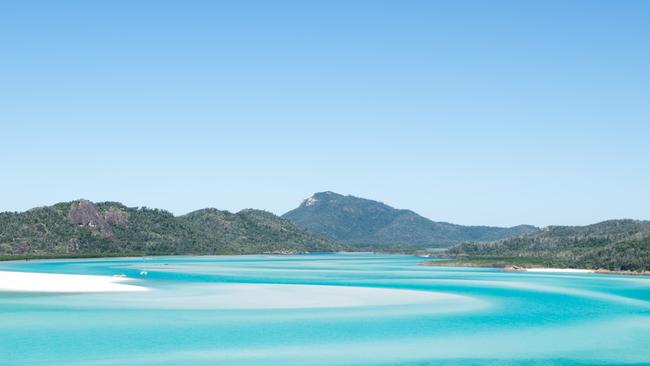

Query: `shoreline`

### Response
(0, 252, 147, 262)
(3, 254, 648, 278)
(423, 260, 650, 276)
(0, 271, 149, 293)
(0, 251, 346, 262)
(510, 267, 594, 273)
(0, 251, 379, 263)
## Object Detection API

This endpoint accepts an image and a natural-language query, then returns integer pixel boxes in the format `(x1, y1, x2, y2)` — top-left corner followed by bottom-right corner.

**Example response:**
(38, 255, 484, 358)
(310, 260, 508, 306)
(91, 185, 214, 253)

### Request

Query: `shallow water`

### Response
(0, 254, 649, 365)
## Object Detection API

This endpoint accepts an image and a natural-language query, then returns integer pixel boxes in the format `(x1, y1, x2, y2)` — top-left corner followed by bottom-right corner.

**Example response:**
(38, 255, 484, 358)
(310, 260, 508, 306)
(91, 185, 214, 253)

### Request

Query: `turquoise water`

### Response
(1, 254, 649, 365)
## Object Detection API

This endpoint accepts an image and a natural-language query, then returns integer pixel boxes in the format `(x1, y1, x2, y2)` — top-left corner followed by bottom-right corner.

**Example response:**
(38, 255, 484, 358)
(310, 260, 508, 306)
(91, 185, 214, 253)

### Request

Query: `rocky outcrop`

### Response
(104, 207, 128, 226)
(68, 199, 113, 237)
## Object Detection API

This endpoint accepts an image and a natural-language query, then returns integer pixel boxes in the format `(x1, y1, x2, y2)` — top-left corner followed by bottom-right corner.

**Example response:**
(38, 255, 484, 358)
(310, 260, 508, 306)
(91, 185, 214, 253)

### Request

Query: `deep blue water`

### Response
(0, 254, 649, 365)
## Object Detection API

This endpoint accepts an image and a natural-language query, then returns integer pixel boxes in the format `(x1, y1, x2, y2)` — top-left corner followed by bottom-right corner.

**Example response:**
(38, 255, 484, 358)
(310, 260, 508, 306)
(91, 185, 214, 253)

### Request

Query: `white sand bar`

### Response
(0, 271, 148, 293)
(194, 284, 462, 309)
(524, 268, 594, 273)
(86, 283, 483, 310)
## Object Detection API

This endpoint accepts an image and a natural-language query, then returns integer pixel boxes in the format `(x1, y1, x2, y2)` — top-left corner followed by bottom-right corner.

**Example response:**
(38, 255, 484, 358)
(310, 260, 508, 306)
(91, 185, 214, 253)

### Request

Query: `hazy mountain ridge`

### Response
(0, 199, 338, 257)
(282, 192, 539, 247)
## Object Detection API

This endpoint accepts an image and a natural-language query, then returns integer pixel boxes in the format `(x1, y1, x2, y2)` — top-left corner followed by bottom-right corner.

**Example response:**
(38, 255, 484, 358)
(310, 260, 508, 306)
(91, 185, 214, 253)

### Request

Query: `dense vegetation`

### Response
(3, 197, 647, 271)
(0, 200, 340, 258)
(444, 220, 650, 271)
(283, 191, 538, 247)
(426, 256, 569, 268)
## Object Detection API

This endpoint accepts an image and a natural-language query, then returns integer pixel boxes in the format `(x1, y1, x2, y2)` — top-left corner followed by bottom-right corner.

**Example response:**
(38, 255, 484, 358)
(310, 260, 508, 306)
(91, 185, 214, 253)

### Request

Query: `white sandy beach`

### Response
(0, 271, 148, 293)
(523, 268, 595, 273)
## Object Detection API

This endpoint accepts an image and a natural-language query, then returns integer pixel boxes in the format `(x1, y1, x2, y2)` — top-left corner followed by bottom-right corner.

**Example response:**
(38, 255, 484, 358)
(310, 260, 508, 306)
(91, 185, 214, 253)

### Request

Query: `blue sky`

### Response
(1, 0, 649, 226)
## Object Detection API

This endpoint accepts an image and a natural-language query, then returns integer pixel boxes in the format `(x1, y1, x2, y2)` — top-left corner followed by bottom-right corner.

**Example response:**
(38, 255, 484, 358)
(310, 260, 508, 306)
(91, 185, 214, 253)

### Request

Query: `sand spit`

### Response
(0, 271, 148, 293)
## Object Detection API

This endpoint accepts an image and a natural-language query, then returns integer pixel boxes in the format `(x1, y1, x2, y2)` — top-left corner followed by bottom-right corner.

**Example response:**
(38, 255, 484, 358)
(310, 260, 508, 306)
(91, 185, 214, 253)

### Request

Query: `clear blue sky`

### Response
(1, 0, 649, 227)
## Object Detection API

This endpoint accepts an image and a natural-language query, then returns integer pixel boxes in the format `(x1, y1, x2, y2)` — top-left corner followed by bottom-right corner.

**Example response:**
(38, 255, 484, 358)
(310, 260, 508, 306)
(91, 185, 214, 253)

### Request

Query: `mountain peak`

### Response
(301, 191, 343, 207)
(302, 195, 319, 207)
(284, 193, 539, 247)
(312, 191, 344, 199)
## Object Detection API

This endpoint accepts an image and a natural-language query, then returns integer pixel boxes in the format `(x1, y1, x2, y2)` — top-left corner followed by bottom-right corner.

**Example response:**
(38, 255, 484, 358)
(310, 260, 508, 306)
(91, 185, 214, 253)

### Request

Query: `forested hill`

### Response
(283, 191, 538, 247)
(0, 200, 339, 257)
(446, 220, 650, 271)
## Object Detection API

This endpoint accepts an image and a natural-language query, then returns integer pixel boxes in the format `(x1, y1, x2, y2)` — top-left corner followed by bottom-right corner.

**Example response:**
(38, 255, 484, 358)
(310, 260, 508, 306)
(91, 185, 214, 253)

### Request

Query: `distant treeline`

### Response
(445, 220, 650, 271)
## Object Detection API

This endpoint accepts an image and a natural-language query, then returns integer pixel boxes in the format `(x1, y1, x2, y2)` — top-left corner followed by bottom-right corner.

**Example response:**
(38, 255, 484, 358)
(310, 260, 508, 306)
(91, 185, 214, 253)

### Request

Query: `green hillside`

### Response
(283, 191, 538, 247)
(443, 220, 650, 271)
(0, 199, 339, 258)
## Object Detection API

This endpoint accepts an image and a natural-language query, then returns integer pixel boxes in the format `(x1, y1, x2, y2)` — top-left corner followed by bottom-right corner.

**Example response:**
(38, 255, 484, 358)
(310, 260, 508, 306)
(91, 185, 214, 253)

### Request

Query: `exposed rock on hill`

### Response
(0, 200, 338, 257)
(68, 199, 113, 237)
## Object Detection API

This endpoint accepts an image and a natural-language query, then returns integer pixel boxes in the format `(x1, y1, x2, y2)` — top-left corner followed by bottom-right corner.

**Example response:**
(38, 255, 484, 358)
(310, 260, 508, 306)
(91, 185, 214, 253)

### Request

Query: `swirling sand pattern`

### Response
(0, 254, 649, 365)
